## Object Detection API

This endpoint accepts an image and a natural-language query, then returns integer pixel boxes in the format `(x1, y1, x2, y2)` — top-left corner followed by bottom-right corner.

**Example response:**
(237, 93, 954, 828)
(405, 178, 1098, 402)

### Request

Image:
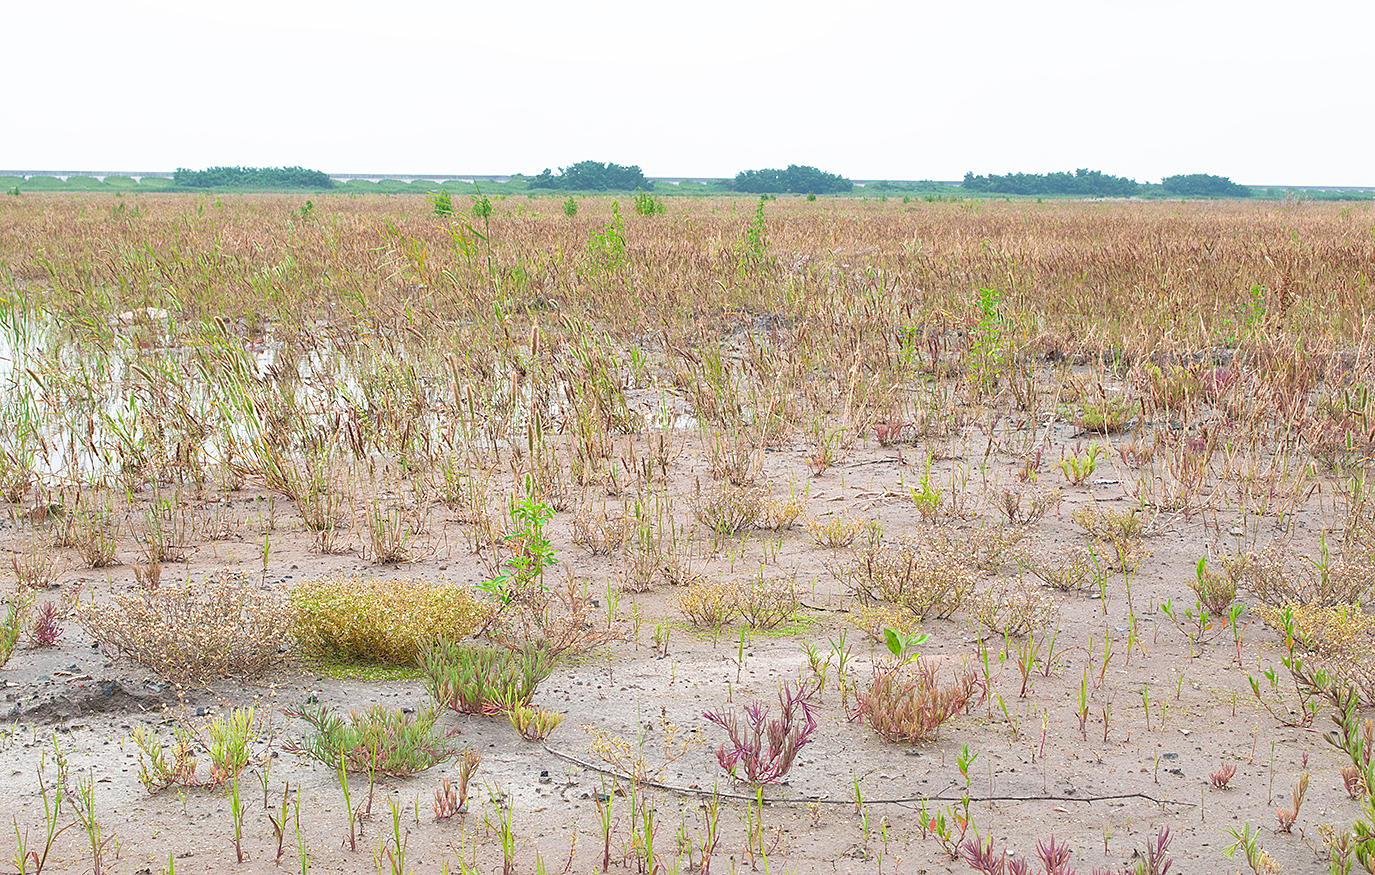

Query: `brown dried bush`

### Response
(835, 541, 975, 620)
(672, 578, 741, 627)
(736, 572, 800, 630)
(488, 570, 621, 657)
(79, 570, 292, 685)
(969, 579, 1057, 637)
(1229, 544, 1375, 608)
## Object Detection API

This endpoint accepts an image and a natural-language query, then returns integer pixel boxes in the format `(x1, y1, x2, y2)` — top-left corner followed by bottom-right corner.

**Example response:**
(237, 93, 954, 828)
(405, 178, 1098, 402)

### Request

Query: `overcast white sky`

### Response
(5, 0, 1371, 186)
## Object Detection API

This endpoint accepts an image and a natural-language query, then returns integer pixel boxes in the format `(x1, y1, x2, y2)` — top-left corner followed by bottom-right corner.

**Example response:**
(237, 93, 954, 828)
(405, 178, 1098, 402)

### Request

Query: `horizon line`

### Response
(3, 170, 1374, 192)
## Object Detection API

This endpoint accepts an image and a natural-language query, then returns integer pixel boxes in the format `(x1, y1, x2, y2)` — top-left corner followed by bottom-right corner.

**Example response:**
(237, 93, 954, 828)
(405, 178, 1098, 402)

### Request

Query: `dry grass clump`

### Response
(75, 510, 119, 568)
(968, 579, 1057, 637)
(79, 570, 292, 685)
(736, 572, 801, 630)
(1228, 544, 1375, 608)
(290, 574, 487, 665)
(571, 502, 632, 554)
(361, 501, 424, 564)
(11, 538, 61, 589)
(672, 578, 740, 627)
(853, 658, 984, 744)
(850, 602, 923, 643)
(1022, 546, 1096, 593)
(691, 482, 763, 538)
(835, 541, 975, 620)
(805, 513, 879, 549)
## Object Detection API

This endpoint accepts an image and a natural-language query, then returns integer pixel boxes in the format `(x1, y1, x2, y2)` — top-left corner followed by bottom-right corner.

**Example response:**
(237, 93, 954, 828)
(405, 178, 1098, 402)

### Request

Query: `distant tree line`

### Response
(173, 166, 336, 189)
(528, 161, 651, 191)
(1157, 174, 1251, 197)
(961, 169, 1250, 198)
(731, 165, 852, 194)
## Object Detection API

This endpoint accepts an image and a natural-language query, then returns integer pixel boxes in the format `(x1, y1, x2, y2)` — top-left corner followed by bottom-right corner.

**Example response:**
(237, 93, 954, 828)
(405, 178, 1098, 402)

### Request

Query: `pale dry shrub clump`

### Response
(1022, 546, 1096, 593)
(571, 502, 632, 555)
(924, 523, 1030, 574)
(1072, 503, 1148, 545)
(672, 578, 740, 627)
(1256, 601, 1375, 705)
(850, 602, 923, 643)
(759, 492, 803, 530)
(80, 570, 292, 685)
(736, 572, 800, 630)
(671, 574, 800, 630)
(691, 482, 763, 538)
(805, 513, 871, 549)
(835, 541, 976, 620)
(487, 571, 621, 657)
(291, 573, 487, 665)
(1256, 602, 1374, 657)
(1228, 543, 1375, 608)
(968, 578, 1057, 637)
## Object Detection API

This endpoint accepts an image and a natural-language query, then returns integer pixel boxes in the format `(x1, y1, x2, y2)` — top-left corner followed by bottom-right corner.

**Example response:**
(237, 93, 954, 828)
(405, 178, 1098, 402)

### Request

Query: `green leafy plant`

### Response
(130, 706, 258, 791)
(430, 189, 454, 217)
(883, 626, 929, 665)
(632, 189, 665, 216)
(562, 196, 578, 217)
(743, 197, 769, 263)
(587, 201, 628, 271)
(1058, 443, 1104, 486)
(967, 287, 1007, 394)
(1, 586, 33, 668)
(1323, 684, 1375, 872)
(910, 458, 944, 520)
(1191, 557, 1237, 615)
(1075, 396, 1133, 433)
(71, 770, 115, 875)
(1223, 821, 1276, 874)
(478, 490, 557, 606)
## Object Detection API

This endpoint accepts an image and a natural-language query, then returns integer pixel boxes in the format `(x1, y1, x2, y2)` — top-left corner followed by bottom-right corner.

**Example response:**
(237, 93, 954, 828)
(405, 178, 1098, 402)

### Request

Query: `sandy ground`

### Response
(1, 412, 1370, 875)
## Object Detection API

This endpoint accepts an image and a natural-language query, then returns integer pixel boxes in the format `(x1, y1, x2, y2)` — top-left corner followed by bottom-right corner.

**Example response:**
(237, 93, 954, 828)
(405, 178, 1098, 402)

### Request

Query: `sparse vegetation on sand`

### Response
(0, 194, 1373, 873)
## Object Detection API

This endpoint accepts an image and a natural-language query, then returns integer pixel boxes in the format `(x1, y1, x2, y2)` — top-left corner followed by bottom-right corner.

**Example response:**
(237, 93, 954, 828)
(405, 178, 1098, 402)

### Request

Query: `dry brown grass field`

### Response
(0, 192, 1373, 875)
